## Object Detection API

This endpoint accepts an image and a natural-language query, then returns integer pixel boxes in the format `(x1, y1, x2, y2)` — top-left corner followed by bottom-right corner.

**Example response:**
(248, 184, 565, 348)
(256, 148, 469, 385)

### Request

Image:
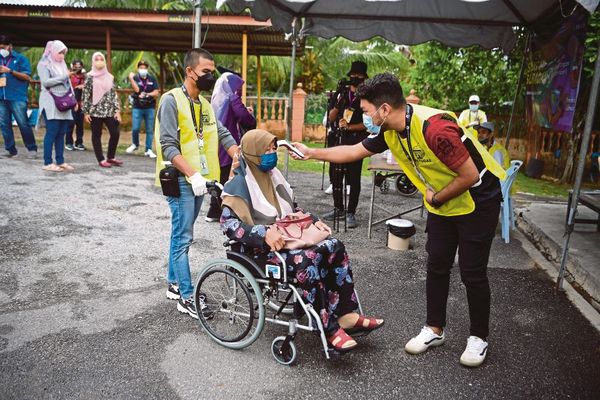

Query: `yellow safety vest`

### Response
(384, 104, 506, 217)
(489, 141, 510, 170)
(458, 109, 487, 127)
(154, 87, 220, 186)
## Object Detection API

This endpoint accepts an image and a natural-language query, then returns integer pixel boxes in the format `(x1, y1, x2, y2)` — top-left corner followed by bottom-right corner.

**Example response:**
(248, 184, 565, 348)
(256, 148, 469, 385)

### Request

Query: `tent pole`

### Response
(284, 17, 298, 179)
(505, 33, 530, 149)
(194, 0, 202, 47)
(556, 43, 600, 291)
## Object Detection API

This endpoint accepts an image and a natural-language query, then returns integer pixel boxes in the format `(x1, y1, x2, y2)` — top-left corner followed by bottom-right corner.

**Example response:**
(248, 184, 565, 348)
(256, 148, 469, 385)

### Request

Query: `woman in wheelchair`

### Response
(220, 129, 384, 352)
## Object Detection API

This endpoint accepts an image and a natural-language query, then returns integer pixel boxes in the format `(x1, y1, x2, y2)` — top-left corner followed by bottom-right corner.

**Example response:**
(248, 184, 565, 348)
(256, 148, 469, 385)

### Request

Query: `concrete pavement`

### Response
(0, 150, 599, 399)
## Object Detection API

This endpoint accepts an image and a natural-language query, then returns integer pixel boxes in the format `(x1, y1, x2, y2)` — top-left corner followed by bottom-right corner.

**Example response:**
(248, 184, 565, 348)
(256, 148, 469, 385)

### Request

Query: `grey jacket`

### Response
(37, 62, 74, 123)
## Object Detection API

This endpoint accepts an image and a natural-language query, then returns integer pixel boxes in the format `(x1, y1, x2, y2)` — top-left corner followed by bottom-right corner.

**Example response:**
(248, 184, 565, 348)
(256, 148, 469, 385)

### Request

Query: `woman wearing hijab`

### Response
(205, 72, 256, 221)
(37, 40, 75, 172)
(81, 52, 123, 168)
(221, 129, 384, 353)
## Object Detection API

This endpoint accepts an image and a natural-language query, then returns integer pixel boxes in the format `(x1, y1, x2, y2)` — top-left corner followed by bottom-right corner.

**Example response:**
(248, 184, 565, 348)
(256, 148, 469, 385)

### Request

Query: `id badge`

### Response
(343, 108, 354, 122)
(0, 77, 6, 88)
(197, 139, 204, 149)
(199, 154, 209, 175)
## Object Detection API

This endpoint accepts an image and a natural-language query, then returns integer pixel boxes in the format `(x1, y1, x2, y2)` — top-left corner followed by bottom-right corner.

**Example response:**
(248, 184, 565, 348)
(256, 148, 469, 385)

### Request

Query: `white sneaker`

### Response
(324, 184, 333, 195)
(346, 185, 351, 195)
(404, 326, 445, 355)
(460, 336, 488, 367)
(145, 149, 157, 158)
(126, 144, 138, 154)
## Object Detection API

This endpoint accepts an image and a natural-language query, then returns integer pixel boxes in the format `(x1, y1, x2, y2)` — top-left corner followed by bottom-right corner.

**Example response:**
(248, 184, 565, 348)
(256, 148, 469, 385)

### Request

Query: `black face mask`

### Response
(478, 137, 490, 145)
(349, 76, 365, 86)
(192, 70, 216, 91)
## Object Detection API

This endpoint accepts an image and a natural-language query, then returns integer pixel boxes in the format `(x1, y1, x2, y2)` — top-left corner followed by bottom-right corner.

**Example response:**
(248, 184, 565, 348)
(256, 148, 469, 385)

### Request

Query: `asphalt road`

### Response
(0, 150, 599, 400)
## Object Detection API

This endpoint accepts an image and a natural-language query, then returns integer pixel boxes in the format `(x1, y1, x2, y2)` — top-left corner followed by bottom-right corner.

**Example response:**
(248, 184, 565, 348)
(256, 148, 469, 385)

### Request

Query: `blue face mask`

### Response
(469, 103, 479, 112)
(258, 152, 278, 172)
(363, 105, 385, 135)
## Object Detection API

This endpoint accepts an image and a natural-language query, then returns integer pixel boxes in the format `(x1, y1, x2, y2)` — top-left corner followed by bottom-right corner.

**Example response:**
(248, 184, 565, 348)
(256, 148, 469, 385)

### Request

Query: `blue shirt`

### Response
(131, 74, 159, 109)
(0, 50, 32, 102)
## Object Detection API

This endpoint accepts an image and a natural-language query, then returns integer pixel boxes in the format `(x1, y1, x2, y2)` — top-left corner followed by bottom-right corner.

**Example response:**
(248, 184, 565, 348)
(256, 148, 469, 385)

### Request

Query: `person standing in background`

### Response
(65, 59, 86, 151)
(126, 60, 159, 158)
(0, 33, 38, 159)
(205, 71, 256, 222)
(82, 52, 123, 168)
(37, 40, 74, 172)
(458, 94, 487, 128)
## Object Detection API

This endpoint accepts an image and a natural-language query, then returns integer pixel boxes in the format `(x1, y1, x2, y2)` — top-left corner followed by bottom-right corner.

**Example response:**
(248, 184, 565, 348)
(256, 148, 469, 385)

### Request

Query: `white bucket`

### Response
(386, 218, 416, 251)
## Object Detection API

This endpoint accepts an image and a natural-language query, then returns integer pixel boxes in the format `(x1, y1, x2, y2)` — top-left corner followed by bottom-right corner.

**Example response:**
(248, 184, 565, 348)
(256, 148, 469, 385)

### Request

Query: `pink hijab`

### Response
(88, 52, 114, 105)
(40, 40, 69, 76)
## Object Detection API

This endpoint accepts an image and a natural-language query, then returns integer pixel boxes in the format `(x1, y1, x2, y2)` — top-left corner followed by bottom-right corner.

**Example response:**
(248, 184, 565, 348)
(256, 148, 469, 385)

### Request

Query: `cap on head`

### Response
(137, 60, 149, 68)
(469, 94, 480, 103)
(347, 61, 368, 77)
(0, 34, 11, 46)
(476, 121, 494, 132)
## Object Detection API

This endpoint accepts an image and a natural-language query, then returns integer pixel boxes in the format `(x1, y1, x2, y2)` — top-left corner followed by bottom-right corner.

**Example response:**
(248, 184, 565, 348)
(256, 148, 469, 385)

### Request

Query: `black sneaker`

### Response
(74, 144, 86, 151)
(177, 297, 199, 319)
(65, 144, 74, 151)
(322, 208, 345, 221)
(346, 213, 358, 229)
(166, 283, 180, 300)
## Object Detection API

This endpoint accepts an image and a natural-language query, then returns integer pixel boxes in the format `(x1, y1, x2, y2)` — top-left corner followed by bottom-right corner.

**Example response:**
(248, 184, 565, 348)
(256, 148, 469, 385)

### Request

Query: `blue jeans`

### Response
(131, 107, 155, 151)
(43, 111, 69, 166)
(0, 100, 38, 154)
(167, 177, 204, 300)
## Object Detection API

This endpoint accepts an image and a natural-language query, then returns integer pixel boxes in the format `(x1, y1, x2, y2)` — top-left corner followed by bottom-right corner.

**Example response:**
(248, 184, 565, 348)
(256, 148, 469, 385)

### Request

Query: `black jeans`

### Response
(332, 158, 363, 214)
(66, 108, 84, 146)
(90, 116, 120, 162)
(206, 164, 233, 219)
(425, 197, 501, 339)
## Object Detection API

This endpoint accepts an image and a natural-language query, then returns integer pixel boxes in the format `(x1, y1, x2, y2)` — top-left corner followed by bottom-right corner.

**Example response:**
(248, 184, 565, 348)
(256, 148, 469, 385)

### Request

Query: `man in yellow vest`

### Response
(155, 48, 239, 320)
(291, 73, 506, 367)
(458, 94, 487, 128)
(476, 121, 510, 170)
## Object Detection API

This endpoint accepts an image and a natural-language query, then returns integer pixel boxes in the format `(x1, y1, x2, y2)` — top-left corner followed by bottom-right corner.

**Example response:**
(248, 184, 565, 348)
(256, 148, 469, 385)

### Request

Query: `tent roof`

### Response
(0, 4, 303, 56)
(227, 0, 599, 52)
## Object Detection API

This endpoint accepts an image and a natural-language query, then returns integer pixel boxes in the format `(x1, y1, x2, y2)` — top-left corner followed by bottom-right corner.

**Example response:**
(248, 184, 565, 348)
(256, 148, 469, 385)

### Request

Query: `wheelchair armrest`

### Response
(226, 251, 267, 279)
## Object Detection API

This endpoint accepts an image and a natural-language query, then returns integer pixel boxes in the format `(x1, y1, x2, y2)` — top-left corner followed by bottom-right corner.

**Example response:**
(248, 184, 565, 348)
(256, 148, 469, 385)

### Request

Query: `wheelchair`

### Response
(193, 239, 365, 365)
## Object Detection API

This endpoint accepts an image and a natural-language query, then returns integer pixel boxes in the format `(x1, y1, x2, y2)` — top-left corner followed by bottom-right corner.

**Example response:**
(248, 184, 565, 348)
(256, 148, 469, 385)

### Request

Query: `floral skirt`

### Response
(267, 238, 358, 334)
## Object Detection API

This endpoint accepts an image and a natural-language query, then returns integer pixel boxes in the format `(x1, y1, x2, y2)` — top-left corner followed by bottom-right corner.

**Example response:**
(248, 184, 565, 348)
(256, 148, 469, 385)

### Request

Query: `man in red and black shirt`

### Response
(291, 73, 503, 368)
(66, 59, 86, 151)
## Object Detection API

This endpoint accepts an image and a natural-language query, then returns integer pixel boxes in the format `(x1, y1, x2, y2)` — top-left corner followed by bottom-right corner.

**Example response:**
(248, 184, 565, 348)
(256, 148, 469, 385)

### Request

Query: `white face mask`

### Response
(469, 103, 479, 112)
(0, 49, 10, 58)
(138, 68, 148, 78)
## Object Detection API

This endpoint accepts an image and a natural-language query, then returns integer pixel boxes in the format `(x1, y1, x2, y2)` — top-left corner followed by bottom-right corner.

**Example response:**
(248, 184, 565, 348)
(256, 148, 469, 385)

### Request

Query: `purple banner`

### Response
(525, 9, 588, 133)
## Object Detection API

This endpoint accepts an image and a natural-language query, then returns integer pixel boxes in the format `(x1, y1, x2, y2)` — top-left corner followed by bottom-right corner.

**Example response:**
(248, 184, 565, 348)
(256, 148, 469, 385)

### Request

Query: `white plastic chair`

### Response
(500, 160, 523, 243)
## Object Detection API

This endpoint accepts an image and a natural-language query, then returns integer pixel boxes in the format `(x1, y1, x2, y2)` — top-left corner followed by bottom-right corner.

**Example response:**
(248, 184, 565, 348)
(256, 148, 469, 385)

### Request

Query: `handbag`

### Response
(50, 89, 77, 112)
(274, 212, 330, 250)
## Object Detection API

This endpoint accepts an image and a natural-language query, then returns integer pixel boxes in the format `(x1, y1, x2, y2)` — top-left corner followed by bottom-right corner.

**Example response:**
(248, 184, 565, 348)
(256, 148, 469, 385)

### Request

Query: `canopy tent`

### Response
(226, 0, 600, 291)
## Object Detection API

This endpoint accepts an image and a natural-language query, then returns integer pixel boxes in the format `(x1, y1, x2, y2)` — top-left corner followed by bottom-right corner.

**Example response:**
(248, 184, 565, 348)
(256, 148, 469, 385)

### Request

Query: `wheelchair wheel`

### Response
(271, 336, 297, 366)
(379, 179, 390, 194)
(194, 259, 265, 350)
(395, 173, 418, 197)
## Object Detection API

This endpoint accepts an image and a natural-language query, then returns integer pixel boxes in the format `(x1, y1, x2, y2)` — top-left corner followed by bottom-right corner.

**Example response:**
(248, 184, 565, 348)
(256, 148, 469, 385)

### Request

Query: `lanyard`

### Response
(397, 104, 429, 186)
(1, 56, 12, 67)
(181, 85, 203, 141)
(138, 76, 149, 92)
(348, 90, 355, 105)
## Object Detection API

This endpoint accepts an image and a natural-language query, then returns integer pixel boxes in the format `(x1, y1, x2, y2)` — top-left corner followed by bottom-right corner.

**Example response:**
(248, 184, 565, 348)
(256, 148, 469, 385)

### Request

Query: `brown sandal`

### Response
(42, 163, 63, 172)
(58, 163, 74, 172)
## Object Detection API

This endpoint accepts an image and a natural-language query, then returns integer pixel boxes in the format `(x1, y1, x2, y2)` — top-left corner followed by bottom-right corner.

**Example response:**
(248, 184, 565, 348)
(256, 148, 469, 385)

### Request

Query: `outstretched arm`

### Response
(291, 142, 374, 164)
